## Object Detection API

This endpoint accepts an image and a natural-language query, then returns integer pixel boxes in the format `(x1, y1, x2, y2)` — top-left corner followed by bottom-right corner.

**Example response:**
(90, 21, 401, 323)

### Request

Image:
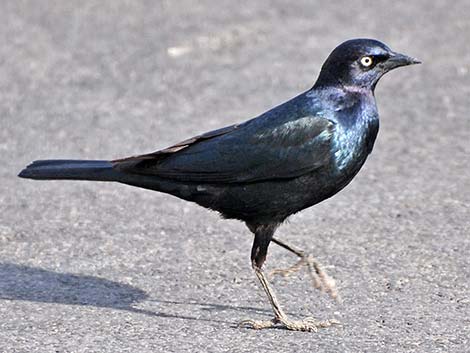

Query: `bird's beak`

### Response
(385, 52, 421, 70)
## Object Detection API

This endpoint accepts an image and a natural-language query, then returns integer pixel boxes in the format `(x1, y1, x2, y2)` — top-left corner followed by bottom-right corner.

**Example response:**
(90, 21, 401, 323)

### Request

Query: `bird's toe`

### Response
(238, 318, 276, 330)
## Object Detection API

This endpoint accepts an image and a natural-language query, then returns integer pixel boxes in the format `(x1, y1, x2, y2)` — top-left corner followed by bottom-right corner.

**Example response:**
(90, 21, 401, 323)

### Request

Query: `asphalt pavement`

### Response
(0, 1, 469, 352)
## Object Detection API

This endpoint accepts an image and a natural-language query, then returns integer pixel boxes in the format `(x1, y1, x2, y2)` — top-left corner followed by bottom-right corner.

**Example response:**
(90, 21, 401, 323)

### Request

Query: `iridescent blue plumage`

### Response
(18, 39, 420, 331)
(19, 39, 419, 224)
(18, 37, 422, 229)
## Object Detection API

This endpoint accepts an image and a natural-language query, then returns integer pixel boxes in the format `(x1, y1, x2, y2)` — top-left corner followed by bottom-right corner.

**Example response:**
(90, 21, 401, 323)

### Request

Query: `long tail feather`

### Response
(18, 160, 119, 181)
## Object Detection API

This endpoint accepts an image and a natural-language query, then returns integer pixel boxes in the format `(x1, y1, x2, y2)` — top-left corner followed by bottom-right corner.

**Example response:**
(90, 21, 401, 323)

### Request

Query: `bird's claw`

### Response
(270, 253, 340, 302)
(270, 258, 305, 278)
(239, 316, 340, 332)
(238, 318, 277, 330)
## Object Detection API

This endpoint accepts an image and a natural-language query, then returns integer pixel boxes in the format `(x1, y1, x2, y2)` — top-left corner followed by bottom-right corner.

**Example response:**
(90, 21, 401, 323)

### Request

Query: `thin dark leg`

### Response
(272, 237, 304, 257)
(239, 224, 338, 331)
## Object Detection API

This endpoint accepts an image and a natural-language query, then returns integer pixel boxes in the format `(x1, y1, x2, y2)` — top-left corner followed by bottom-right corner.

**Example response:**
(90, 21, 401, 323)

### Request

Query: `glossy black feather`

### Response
(113, 93, 335, 183)
(19, 38, 419, 226)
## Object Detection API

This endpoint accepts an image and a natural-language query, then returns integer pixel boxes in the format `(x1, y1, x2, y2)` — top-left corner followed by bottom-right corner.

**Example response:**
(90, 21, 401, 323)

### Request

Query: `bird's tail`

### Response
(18, 160, 120, 182)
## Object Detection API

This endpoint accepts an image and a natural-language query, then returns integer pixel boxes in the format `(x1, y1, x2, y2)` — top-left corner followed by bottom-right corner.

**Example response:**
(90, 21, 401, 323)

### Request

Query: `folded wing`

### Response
(113, 114, 335, 184)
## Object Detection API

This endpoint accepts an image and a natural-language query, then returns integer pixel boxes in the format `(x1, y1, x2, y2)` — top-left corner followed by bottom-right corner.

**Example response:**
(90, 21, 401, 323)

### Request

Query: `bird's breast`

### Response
(330, 103, 379, 176)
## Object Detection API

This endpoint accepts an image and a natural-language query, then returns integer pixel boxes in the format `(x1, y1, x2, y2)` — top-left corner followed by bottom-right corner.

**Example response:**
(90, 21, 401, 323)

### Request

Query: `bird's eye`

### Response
(360, 56, 373, 67)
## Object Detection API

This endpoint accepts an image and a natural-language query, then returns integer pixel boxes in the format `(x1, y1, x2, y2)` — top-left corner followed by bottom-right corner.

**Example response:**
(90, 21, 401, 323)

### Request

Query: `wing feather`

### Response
(113, 114, 335, 184)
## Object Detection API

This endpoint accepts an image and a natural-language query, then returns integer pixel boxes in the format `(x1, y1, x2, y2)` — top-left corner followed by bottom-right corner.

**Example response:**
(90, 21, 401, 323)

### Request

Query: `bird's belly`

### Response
(187, 157, 366, 224)
(167, 136, 373, 223)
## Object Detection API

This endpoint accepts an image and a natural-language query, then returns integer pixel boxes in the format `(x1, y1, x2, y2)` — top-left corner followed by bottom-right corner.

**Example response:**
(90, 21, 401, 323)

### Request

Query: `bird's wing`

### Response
(112, 115, 335, 184)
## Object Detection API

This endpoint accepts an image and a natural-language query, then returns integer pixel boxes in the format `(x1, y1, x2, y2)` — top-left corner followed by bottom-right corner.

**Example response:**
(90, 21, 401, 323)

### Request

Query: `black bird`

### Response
(19, 39, 420, 331)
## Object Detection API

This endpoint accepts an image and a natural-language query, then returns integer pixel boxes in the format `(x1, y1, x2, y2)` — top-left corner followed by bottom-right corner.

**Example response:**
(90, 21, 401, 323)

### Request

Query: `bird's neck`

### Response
(341, 85, 374, 96)
(313, 70, 376, 94)
(312, 85, 376, 117)
(322, 87, 379, 172)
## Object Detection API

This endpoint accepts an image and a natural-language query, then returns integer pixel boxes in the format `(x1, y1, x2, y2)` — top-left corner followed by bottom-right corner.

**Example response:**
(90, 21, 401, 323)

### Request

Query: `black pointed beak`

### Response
(385, 52, 421, 70)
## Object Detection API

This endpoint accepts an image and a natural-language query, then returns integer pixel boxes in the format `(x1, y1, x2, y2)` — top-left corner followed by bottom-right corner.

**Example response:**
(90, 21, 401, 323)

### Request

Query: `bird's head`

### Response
(314, 38, 420, 91)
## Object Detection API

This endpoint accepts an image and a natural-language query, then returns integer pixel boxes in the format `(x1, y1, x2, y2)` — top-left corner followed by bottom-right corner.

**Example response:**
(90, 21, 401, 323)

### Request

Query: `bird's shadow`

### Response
(0, 263, 270, 325)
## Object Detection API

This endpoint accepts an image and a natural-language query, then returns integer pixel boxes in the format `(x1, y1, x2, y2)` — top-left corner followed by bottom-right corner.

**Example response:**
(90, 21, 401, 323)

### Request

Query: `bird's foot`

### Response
(239, 316, 340, 332)
(270, 253, 340, 301)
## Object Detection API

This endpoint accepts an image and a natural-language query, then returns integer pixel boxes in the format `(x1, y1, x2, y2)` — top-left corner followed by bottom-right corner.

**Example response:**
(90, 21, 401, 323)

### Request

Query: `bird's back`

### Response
(112, 88, 379, 223)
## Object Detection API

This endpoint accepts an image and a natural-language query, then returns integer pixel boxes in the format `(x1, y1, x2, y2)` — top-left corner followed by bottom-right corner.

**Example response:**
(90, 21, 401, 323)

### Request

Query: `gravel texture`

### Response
(1, 1, 469, 352)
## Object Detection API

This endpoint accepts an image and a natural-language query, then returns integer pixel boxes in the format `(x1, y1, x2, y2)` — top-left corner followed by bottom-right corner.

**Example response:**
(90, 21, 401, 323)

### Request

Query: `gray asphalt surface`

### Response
(1, 1, 469, 352)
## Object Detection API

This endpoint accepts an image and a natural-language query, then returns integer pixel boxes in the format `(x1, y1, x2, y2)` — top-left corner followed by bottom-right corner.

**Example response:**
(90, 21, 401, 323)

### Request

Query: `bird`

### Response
(18, 38, 420, 331)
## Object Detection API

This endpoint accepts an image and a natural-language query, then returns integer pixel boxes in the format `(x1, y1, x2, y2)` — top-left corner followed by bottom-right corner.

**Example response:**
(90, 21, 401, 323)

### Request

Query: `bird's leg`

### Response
(270, 237, 339, 301)
(240, 264, 338, 331)
(239, 224, 338, 331)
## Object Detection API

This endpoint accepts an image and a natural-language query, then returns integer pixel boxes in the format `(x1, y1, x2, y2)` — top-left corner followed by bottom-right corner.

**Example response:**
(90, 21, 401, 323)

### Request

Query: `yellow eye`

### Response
(360, 56, 373, 67)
